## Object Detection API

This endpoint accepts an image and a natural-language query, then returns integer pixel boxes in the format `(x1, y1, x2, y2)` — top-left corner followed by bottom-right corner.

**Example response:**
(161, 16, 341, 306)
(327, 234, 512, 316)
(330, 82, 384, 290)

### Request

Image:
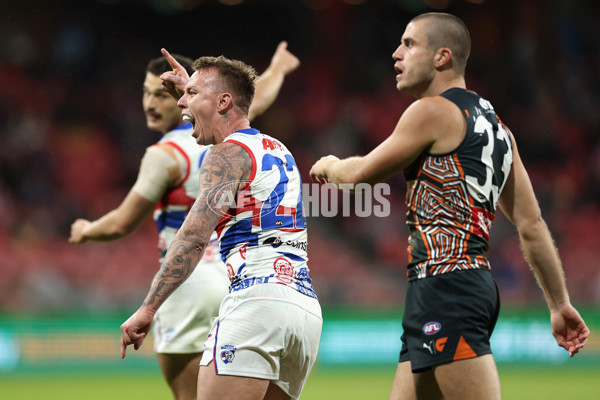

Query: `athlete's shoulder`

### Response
(400, 96, 459, 133)
(145, 143, 175, 160)
(408, 94, 456, 115)
(225, 129, 286, 153)
(158, 124, 195, 144)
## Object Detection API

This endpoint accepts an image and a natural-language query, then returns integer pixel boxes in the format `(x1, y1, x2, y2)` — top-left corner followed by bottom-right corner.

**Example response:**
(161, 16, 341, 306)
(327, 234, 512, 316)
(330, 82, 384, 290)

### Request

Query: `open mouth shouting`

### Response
(182, 113, 195, 127)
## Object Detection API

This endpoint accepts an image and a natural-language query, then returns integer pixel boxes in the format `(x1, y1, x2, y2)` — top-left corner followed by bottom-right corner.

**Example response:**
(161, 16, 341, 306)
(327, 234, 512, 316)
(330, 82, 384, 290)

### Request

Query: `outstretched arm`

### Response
(120, 141, 252, 358)
(498, 136, 589, 357)
(69, 192, 155, 243)
(69, 145, 178, 244)
(310, 97, 454, 186)
(248, 41, 300, 121)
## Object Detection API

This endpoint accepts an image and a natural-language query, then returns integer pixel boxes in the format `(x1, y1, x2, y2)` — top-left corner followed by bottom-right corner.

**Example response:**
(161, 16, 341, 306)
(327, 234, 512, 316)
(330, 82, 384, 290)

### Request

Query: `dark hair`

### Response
(410, 12, 471, 73)
(192, 55, 256, 115)
(146, 54, 194, 76)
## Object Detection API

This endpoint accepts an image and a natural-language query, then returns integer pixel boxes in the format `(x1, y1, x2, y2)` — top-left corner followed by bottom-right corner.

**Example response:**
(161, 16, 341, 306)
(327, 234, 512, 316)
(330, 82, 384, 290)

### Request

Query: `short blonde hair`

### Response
(193, 56, 257, 115)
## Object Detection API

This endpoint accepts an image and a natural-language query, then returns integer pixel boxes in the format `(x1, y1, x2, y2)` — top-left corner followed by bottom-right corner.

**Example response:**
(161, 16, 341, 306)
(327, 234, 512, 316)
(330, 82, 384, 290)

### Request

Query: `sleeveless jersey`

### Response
(403, 88, 513, 281)
(153, 123, 219, 263)
(214, 128, 316, 298)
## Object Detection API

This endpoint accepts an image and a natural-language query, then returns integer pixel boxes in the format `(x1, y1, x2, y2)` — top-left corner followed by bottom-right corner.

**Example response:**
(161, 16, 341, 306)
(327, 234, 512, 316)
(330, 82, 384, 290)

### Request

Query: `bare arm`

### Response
(161, 42, 299, 122)
(120, 142, 252, 357)
(498, 139, 569, 310)
(69, 145, 179, 244)
(498, 136, 589, 356)
(248, 41, 300, 121)
(140, 142, 251, 310)
(69, 191, 155, 243)
(310, 97, 461, 186)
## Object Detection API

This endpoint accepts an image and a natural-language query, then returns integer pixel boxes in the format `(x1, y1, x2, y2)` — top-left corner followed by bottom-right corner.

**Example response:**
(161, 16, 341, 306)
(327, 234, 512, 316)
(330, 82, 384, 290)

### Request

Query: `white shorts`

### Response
(200, 283, 322, 400)
(153, 259, 230, 353)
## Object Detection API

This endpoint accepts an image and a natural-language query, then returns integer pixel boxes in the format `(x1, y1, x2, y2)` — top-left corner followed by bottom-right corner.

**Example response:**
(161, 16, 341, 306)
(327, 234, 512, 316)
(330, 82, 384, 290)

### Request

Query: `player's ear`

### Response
(434, 47, 452, 69)
(217, 92, 233, 114)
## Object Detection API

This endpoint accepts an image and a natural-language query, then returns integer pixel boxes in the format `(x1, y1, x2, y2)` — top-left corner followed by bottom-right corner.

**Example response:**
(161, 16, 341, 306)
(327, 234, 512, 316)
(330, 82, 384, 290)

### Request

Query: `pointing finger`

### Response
(161, 48, 180, 70)
(121, 336, 128, 359)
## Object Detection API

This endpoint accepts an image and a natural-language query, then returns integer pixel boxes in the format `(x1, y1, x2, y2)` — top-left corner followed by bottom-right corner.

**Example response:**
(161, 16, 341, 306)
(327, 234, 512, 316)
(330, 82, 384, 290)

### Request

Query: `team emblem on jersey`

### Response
(220, 345, 236, 364)
(274, 257, 295, 284)
(422, 321, 442, 335)
(226, 263, 235, 282)
(239, 243, 248, 260)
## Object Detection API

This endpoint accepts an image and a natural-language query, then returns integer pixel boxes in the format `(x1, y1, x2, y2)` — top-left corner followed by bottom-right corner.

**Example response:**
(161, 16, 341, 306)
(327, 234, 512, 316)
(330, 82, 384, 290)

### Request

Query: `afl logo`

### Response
(422, 321, 442, 335)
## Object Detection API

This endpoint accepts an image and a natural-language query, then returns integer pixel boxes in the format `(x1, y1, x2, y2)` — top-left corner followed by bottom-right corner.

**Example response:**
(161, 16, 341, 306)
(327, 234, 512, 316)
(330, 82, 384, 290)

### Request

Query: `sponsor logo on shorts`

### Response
(435, 337, 447, 352)
(422, 341, 435, 354)
(422, 321, 442, 335)
(220, 345, 236, 364)
(421, 337, 448, 355)
(274, 257, 295, 284)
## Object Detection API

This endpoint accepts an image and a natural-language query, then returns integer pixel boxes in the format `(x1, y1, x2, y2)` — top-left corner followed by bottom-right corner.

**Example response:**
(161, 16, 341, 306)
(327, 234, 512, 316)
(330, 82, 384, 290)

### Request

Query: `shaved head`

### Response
(410, 13, 471, 74)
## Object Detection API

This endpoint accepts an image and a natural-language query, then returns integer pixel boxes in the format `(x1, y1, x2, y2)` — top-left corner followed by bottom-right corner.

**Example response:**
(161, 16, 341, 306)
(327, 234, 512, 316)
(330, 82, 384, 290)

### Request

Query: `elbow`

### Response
(517, 214, 546, 242)
(111, 222, 136, 238)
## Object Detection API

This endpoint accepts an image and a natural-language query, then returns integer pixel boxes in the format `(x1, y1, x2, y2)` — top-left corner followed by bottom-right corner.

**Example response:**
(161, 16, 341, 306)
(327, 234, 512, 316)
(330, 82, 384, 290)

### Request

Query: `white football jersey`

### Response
(214, 128, 316, 299)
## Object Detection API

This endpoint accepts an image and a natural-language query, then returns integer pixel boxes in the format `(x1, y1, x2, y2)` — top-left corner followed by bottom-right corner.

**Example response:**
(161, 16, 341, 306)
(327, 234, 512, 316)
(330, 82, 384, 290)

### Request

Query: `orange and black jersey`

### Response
(403, 88, 513, 281)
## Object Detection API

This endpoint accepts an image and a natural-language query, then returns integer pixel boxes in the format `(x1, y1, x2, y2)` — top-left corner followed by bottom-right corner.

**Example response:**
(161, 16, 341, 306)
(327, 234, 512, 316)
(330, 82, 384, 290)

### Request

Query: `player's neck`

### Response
(420, 76, 466, 99)
(214, 115, 251, 143)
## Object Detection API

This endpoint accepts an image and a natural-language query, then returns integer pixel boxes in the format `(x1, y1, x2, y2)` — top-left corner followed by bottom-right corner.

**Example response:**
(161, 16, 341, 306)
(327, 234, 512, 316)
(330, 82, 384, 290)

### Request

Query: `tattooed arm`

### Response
(120, 142, 252, 358)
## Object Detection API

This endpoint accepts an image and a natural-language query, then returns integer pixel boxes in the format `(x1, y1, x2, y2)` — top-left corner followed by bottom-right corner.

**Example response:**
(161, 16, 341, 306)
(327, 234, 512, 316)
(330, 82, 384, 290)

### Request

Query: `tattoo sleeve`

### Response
(141, 142, 252, 310)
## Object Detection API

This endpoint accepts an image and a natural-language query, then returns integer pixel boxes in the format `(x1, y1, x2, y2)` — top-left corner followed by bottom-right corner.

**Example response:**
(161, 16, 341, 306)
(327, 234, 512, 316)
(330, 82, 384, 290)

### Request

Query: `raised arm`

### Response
(120, 141, 252, 358)
(248, 41, 300, 121)
(160, 48, 191, 100)
(161, 42, 299, 122)
(498, 135, 589, 357)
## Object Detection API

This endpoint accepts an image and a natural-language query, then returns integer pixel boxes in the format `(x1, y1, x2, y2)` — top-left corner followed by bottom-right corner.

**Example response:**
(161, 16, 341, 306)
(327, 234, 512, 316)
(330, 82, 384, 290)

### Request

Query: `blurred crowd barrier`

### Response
(1, 309, 599, 373)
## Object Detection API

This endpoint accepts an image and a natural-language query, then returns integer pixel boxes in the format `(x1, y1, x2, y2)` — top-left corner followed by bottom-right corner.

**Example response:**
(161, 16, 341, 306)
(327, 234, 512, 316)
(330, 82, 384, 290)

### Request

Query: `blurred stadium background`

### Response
(1, 0, 599, 398)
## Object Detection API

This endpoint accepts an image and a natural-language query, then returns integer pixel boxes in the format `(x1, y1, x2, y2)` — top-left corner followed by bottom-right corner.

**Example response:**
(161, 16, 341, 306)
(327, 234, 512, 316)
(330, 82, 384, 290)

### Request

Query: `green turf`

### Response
(1, 365, 598, 399)
(0, 372, 172, 400)
(497, 365, 600, 399)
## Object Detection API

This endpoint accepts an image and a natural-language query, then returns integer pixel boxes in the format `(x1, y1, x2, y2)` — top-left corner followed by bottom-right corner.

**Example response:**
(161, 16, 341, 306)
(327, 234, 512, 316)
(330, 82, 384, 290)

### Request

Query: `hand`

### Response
(269, 41, 300, 76)
(120, 307, 155, 359)
(69, 219, 91, 244)
(160, 48, 190, 100)
(310, 155, 339, 184)
(550, 304, 589, 357)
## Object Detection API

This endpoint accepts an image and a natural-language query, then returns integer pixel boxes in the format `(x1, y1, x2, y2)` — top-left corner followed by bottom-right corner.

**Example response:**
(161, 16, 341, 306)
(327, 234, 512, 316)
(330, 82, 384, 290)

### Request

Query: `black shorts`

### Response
(399, 269, 500, 373)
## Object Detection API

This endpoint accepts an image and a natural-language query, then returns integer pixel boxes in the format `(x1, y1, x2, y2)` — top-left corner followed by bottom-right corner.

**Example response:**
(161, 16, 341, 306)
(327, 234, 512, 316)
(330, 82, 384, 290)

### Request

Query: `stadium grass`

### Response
(1, 365, 598, 399)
